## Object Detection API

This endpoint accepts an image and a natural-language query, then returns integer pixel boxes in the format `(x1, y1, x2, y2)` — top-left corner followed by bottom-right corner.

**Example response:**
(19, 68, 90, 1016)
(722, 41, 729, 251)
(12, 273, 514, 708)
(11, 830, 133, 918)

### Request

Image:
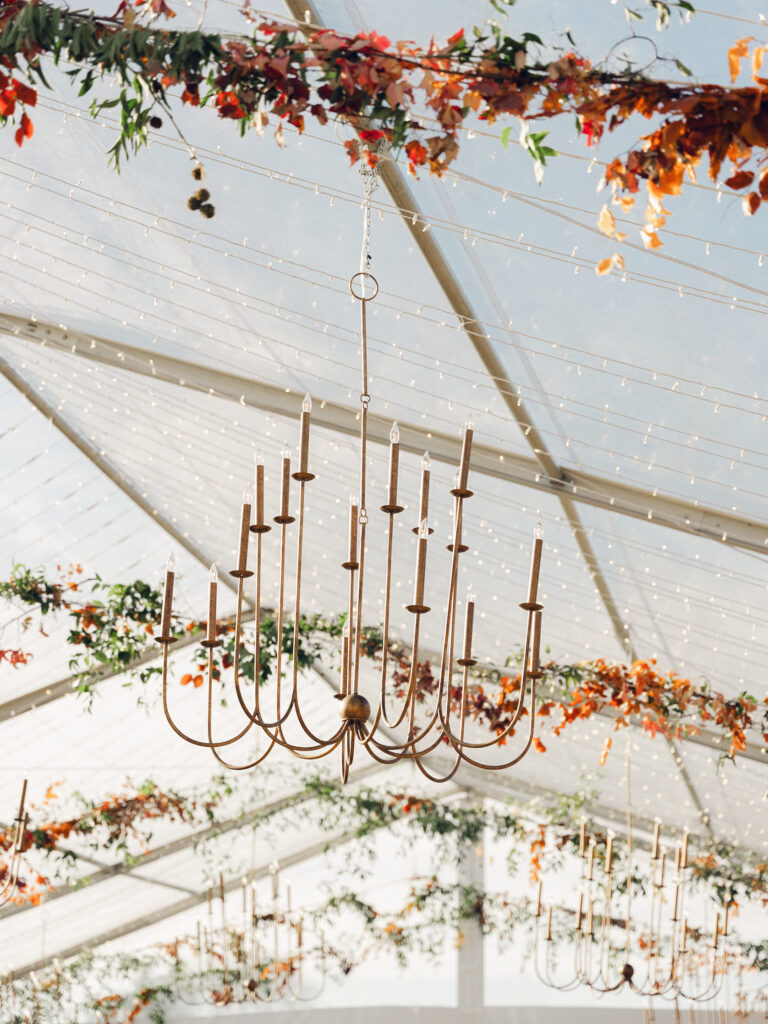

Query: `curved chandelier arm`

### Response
(0, 780, 28, 907)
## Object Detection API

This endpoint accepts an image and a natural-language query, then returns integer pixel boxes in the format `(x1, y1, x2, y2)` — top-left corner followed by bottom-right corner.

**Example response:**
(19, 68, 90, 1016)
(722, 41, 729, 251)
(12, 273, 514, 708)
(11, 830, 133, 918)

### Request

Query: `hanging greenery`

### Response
(2, 562, 767, 757)
(0, 0, 766, 244)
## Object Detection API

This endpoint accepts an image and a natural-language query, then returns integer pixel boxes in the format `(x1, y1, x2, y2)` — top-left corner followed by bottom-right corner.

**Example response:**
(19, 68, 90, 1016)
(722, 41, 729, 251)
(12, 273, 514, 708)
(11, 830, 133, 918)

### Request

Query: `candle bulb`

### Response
(280, 445, 291, 519)
(413, 518, 429, 606)
(299, 394, 311, 474)
(254, 450, 265, 526)
(418, 451, 430, 523)
(457, 418, 473, 492)
(530, 609, 542, 674)
(652, 819, 661, 861)
(387, 421, 400, 507)
(527, 522, 543, 606)
(207, 563, 218, 643)
(348, 495, 359, 568)
(462, 589, 475, 662)
(161, 552, 175, 637)
(237, 487, 252, 571)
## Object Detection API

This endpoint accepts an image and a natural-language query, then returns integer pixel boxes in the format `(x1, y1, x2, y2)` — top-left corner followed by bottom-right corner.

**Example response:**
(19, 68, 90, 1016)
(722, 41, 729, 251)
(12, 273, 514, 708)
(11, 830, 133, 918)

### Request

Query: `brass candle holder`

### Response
(157, 271, 545, 782)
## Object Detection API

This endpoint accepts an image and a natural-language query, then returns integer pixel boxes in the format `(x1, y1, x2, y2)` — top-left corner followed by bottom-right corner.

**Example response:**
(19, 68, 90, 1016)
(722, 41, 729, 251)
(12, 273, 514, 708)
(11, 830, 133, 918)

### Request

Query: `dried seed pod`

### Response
(149, 116, 163, 129)
(200, 203, 215, 219)
(191, 164, 204, 181)
(187, 195, 201, 211)
(195, 188, 210, 202)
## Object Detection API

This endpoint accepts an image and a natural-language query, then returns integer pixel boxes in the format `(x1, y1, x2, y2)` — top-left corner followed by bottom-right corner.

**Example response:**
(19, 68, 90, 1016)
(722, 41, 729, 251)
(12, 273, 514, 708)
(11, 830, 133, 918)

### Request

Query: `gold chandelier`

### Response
(533, 812, 739, 1008)
(177, 863, 325, 1006)
(157, 269, 545, 782)
(1, 779, 28, 908)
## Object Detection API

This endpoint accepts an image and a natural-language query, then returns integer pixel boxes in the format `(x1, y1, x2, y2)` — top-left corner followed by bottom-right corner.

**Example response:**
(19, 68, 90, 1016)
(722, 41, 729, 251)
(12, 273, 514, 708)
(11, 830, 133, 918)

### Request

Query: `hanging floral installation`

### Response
(0, 0, 766, 242)
(2, 563, 767, 757)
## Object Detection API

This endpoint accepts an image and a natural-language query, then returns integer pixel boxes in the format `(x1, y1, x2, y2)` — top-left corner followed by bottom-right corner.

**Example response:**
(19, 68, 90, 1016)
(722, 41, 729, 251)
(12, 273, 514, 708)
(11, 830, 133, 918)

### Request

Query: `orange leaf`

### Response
(728, 37, 753, 83)
(180, 673, 192, 686)
(597, 204, 615, 238)
(752, 44, 768, 82)
(193, 674, 204, 688)
(640, 228, 662, 250)
(595, 256, 613, 276)
(599, 736, 612, 766)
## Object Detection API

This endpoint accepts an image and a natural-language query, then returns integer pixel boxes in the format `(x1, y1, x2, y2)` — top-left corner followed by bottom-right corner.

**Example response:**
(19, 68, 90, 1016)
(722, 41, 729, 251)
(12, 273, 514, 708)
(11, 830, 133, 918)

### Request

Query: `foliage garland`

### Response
(2, 563, 767, 758)
(3, 770, 767, 917)
(0, 0, 767, 243)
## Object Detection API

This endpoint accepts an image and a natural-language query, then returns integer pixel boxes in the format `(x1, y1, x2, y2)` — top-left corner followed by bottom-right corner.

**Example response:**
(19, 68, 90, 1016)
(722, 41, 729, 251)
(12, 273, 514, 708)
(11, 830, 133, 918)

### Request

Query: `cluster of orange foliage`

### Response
(0, 781, 220, 906)
(459, 658, 766, 761)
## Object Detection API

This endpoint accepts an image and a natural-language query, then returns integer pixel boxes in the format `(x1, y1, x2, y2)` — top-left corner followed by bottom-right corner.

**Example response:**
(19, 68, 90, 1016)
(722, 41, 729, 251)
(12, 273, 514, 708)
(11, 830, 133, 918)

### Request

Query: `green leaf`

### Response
(500, 125, 511, 149)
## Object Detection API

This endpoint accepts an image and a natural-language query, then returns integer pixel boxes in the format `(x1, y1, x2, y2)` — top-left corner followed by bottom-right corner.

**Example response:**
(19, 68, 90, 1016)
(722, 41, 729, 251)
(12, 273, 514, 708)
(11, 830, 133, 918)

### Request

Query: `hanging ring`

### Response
(349, 272, 379, 302)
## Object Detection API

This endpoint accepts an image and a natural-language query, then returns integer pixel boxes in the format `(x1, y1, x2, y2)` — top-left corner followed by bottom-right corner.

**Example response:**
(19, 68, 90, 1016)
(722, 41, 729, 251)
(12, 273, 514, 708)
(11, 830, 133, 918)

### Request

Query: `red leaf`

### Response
(724, 169, 755, 190)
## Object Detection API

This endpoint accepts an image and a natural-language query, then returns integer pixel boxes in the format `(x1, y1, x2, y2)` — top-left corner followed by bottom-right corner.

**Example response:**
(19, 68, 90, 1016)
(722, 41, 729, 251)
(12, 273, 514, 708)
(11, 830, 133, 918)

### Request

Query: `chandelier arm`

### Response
(409, 749, 463, 784)
(161, 642, 260, 750)
(434, 611, 536, 751)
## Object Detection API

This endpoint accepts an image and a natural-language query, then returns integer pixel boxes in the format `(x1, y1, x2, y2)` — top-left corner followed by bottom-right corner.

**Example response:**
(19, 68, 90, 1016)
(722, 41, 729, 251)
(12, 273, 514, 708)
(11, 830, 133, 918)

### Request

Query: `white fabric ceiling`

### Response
(0, 0, 767, 994)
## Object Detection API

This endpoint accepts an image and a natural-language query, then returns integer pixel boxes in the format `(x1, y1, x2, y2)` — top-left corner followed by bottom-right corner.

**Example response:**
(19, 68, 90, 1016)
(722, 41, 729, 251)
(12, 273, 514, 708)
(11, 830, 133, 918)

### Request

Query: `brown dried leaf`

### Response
(596, 256, 613, 276)
(742, 191, 761, 216)
(641, 228, 663, 250)
(724, 169, 755, 190)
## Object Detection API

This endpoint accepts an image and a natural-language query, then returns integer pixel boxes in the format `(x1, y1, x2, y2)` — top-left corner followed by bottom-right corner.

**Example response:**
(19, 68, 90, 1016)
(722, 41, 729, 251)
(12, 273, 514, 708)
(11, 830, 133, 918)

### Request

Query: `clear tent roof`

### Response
(1, 0, 767, 1003)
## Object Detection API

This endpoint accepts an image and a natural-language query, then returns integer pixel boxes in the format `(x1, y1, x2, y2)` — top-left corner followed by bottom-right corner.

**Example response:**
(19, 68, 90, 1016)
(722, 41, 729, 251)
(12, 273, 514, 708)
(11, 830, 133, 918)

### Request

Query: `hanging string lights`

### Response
(156, 169, 545, 782)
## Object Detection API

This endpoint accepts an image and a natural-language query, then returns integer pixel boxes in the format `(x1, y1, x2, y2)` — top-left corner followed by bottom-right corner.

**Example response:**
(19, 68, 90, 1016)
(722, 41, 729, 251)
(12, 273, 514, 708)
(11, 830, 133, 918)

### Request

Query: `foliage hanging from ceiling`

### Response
(0, 0, 766, 244)
(2, 563, 767, 758)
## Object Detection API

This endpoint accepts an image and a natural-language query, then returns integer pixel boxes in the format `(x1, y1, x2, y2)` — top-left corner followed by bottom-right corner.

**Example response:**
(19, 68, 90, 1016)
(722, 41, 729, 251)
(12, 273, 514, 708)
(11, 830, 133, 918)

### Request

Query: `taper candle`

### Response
(254, 450, 265, 525)
(530, 609, 542, 674)
(418, 451, 430, 522)
(387, 421, 400, 506)
(462, 589, 475, 661)
(527, 522, 543, 605)
(651, 819, 661, 860)
(237, 488, 252, 571)
(299, 394, 311, 474)
(348, 495, 359, 566)
(579, 820, 586, 859)
(414, 518, 429, 605)
(280, 445, 291, 518)
(161, 552, 175, 636)
(458, 418, 473, 491)
(207, 564, 218, 642)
